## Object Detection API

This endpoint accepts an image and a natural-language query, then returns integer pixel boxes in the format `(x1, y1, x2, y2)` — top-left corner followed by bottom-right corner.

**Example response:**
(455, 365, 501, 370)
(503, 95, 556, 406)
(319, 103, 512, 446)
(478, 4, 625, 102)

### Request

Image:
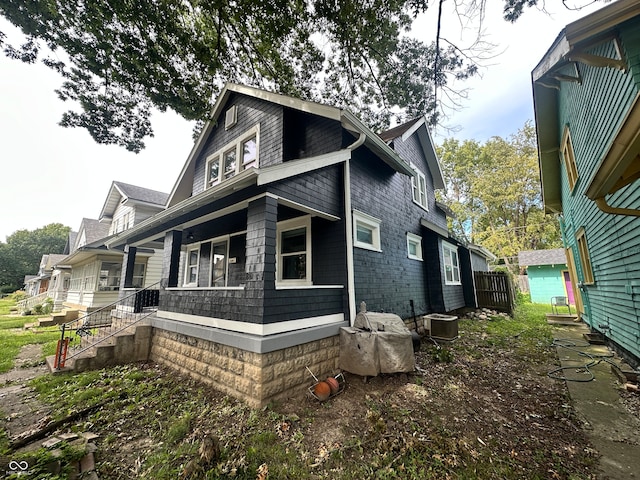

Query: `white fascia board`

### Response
(106, 169, 259, 248)
(533, 33, 570, 82)
(341, 110, 415, 176)
(257, 150, 351, 185)
(400, 116, 427, 142)
(565, 0, 640, 45)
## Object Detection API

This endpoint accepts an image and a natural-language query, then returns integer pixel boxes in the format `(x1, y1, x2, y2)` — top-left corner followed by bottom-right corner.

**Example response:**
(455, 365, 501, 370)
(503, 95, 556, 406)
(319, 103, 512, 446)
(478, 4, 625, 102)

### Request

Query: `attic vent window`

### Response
(225, 105, 238, 130)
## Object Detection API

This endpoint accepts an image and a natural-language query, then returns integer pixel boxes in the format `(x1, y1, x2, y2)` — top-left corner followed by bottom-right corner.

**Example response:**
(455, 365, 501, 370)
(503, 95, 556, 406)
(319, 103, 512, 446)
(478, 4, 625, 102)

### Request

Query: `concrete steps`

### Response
(46, 324, 152, 374)
(37, 309, 80, 327)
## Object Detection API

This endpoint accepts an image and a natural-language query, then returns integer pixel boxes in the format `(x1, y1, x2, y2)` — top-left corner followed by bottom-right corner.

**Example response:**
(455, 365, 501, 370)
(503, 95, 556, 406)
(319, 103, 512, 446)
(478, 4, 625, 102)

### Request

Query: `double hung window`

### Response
(443, 242, 461, 285)
(277, 217, 311, 285)
(206, 126, 259, 188)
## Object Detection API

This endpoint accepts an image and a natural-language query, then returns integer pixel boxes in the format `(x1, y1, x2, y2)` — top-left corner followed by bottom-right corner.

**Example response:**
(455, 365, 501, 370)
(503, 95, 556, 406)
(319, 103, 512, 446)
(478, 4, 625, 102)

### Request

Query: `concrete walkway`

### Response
(552, 322, 640, 480)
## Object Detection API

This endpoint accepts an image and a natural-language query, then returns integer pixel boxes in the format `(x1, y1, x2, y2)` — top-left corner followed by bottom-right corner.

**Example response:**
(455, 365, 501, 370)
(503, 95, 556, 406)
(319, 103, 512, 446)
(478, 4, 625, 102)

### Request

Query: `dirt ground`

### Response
(1, 320, 640, 479)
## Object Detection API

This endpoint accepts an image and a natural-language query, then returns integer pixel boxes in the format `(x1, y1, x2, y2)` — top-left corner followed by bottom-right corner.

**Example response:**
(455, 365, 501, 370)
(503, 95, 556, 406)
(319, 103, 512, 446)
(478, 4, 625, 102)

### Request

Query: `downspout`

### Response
(594, 197, 640, 217)
(345, 133, 366, 325)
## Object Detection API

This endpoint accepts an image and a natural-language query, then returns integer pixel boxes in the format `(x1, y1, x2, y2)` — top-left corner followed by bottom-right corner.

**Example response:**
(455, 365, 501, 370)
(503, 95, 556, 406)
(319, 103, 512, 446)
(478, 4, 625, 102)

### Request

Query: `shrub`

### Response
(11, 290, 28, 302)
(33, 304, 44, 315)
(22, 308, 32, 316)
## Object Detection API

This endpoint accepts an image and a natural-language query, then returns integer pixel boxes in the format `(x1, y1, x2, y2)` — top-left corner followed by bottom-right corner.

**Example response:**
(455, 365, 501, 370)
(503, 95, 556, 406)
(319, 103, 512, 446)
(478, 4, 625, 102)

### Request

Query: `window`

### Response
(411, 166, 428, 210)
(407, 233, 423, 261)
(576, 228, 594, 284)
(443, 242, 461, 285)
(132, 264, 145, 288)
(353, 210, 381, 251)
(277, 217, 311, 285)
(211, 241, 228, 287)
(206, 126, 259, 188)
(185, 248, 200, 286)
(561, 126, 579, 192)
(99, 262, 121, 291)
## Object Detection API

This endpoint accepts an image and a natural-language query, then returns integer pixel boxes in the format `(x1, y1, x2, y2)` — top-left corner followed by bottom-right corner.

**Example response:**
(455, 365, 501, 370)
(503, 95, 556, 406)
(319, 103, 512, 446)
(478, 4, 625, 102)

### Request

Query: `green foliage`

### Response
(0, 297, 60, 371)
(10, 290, 27, 302)
(0, 0, 487, 150)
(437, 121, 562, 272)
(0, 223, 70, 291)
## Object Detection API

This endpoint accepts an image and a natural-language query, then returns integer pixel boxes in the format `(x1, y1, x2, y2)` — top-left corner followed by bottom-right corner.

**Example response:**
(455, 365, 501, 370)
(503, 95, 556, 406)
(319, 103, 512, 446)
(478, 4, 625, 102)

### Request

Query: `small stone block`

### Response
(80, 432, 100, 441)
(625, 383, 639, 393)
(42, 437, 62, 448)
(80, 452, 95, 472)
(85, 442, 98, 453)
(59, 432, 79, 440)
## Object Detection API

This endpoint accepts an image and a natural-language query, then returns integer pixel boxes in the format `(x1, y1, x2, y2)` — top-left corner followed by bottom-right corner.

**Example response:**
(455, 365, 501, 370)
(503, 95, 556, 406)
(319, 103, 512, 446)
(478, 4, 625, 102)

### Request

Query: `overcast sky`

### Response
(0, 2, 602, 242)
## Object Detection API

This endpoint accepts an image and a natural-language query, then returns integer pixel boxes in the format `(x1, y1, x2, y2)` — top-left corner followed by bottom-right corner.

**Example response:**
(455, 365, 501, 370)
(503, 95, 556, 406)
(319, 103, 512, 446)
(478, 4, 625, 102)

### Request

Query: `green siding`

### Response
(527, 265, 568, 305)
(555, 18, 640, 363)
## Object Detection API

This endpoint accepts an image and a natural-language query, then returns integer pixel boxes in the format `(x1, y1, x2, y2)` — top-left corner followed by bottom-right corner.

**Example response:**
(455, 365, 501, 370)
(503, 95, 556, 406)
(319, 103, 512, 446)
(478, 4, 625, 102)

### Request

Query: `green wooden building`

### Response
(533, 0, 640, 367)
(519, 249, 572, 306)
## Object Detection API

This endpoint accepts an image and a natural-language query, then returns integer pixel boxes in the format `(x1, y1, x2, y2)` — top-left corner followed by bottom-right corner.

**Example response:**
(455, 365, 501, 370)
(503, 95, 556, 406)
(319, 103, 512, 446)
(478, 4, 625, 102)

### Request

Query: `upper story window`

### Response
(443, 241, 461, 285)
(575, 227, 594, 284)
(353, 210, 382, 252)
(277, 216, 312, 285)
(206, 125, 259, 188)
(561, 126, 579, 192)
(411, 165, 428, 210)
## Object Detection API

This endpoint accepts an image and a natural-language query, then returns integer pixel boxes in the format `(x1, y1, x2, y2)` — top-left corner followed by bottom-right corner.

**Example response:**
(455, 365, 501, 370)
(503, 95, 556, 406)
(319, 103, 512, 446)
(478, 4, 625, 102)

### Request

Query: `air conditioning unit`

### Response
(424, 314, 458, 341)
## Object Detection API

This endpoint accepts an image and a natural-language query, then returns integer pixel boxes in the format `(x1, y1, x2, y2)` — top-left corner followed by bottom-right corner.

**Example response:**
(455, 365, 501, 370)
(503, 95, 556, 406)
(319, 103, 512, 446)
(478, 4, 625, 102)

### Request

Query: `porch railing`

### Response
(17, 292, 49, 311)
(53, 282, 161, 369)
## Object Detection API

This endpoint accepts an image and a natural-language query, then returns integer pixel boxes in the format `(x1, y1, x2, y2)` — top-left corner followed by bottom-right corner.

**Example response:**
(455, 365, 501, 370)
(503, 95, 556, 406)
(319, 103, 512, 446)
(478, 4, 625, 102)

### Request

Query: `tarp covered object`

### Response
(340, 309, 415, 376)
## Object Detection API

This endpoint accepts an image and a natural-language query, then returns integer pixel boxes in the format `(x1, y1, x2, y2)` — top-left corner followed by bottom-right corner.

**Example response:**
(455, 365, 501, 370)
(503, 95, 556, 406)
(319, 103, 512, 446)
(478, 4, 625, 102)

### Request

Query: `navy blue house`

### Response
(105, 84, 481, 406)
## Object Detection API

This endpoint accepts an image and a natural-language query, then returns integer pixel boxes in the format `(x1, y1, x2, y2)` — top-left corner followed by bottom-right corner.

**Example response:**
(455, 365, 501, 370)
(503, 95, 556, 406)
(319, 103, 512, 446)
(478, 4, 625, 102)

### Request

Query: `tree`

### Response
(0, 0, 541, 151)
(0, 223, 71, 291)
(437, 121, 561, 271)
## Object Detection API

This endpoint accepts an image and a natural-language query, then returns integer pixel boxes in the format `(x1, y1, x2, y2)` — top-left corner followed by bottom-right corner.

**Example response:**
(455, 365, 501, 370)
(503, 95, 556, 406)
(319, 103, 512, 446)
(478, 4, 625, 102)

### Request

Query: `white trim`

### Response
(345, 160, 357, 326)
(166, 286, 245, 291)
(183, 246, 200, 287)
(411, 164, 429, 211)
(406, 232, 423, 261)
(156, 310, 345, 336)
(258, 150, 351, 185)
(442, 241, 461, 285)
(352, 210, 382, 252)
(205, 124, 260, 189)
(276, 284, 343, 290)
(276, 216, 312, 286)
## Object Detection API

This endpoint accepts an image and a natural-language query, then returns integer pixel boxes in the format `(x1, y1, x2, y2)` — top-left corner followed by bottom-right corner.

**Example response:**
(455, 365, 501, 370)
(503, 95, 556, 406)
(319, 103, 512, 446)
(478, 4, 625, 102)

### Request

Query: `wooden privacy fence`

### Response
(474, 271, 515, 314)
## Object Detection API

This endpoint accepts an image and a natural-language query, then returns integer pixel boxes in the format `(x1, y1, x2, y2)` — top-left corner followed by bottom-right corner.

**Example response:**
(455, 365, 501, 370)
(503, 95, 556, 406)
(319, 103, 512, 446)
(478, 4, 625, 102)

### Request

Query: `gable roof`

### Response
(379, 116, 445, 190)
(72, 218, 111, 252)
(99, 181, 169, 221)
(167, 83, 415, 207)
(518, 248, 567, 267)
(532, 0, 640, 213)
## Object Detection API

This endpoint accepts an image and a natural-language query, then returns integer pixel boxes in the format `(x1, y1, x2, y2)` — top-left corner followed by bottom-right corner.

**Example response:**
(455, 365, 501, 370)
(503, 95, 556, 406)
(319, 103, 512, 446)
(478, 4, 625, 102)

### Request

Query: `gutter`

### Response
(344, 133, 366, 325)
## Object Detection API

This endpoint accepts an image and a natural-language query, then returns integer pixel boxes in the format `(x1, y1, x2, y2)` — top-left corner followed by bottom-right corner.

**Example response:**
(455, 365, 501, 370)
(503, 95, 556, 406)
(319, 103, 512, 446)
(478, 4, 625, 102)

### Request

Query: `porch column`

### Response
(120, 245, 137, 288)
(163, 230, 182, 288)
(245, 196, 277, 323)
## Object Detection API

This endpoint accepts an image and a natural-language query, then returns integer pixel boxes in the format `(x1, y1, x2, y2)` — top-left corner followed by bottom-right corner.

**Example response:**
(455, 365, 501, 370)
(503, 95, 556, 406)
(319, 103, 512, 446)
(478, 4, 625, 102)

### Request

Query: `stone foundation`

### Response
(150, 329, 340, 407)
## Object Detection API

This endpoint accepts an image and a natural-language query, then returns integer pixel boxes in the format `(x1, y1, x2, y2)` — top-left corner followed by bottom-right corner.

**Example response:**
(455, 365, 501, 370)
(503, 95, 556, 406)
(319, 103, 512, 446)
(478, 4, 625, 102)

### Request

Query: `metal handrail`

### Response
(55, 281, 161, 369)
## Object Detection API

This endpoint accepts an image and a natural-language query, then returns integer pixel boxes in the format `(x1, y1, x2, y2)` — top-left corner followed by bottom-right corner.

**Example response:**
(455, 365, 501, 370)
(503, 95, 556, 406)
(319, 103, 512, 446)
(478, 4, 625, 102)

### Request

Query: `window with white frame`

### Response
(407, 232, 423, 261)
(443, 242, 461, 284)
(99, 262, 121, 291)
(277, 217, 311, 285)
(411, 165, 428, 210)
(211, 240, 228, 287)
(353, 210, 382, 251)
(206, 126, 259, 188)
(131, 263, 146, 288)
(184, 247, 200, 286)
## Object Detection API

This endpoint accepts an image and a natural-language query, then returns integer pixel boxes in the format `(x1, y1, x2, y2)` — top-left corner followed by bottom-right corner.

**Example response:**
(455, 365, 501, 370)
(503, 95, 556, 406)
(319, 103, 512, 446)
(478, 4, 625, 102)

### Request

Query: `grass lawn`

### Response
(0, 297, 60, 373)
(0, 301, 601, 480)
